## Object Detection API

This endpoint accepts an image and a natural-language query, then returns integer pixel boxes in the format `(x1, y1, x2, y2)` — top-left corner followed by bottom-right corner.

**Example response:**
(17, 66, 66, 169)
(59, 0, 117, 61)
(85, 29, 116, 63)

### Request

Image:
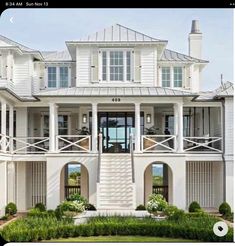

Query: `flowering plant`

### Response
(147, 194, 168, 212)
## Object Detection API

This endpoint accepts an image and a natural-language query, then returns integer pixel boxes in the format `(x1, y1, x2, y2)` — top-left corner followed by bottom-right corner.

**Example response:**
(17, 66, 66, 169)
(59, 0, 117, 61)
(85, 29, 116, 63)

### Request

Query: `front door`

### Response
(98, 112, 135, 153)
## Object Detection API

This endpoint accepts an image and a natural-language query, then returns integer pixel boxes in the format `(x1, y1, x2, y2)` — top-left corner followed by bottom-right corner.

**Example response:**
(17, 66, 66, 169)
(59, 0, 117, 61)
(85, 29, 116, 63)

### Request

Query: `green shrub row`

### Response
(1, 220, 233, 242)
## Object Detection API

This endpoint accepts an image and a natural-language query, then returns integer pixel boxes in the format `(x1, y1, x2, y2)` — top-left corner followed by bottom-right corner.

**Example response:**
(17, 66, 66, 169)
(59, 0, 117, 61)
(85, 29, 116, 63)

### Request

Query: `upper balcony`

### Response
(0, 101, 223, 155)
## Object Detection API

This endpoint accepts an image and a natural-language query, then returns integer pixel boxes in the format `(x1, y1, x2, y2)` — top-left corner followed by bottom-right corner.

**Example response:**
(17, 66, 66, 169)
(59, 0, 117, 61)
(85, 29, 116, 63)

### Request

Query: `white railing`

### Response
(183, 137, 222, 153)
(12, 137, 50, 154)
(56, 135, 91, 153)
(0, 134, 11, 153)
(142, 135, 176, 152)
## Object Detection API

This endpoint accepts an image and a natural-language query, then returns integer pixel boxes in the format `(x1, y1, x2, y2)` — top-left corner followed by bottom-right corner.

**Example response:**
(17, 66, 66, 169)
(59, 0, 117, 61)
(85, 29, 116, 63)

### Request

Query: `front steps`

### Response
(97, 154, 135, 210)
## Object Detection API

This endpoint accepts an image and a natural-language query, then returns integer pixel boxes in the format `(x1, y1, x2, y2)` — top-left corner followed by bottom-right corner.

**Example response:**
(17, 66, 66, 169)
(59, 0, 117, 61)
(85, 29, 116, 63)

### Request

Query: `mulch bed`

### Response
(0, 213, 27, 227)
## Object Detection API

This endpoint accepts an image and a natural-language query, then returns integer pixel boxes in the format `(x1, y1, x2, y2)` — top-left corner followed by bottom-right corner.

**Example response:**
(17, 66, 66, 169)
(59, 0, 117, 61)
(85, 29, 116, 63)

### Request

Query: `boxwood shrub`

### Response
(0, 214, 233, 242)
(5, 203, 17, 216)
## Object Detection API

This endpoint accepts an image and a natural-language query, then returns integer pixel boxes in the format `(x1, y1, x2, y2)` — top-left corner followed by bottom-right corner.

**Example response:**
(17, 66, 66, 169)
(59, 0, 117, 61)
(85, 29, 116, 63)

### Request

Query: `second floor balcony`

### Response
(0, 101, 223, 155)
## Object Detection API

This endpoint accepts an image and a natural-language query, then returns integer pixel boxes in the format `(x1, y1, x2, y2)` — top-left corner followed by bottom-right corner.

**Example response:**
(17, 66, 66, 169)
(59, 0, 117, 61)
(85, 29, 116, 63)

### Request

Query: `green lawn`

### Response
(46, 236, 198, 242)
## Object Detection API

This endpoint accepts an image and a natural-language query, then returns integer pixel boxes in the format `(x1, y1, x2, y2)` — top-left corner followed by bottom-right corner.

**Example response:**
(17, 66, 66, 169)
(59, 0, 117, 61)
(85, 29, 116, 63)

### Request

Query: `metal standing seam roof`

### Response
(35, 86, 197, 97)
(41, 50, 72, 61)
(160, 49, 209, 63)
(66, 24, 167, 43)
(195, 81, 234, 101)
(214, 81, 234, 97)
(0, 35, 38, 53)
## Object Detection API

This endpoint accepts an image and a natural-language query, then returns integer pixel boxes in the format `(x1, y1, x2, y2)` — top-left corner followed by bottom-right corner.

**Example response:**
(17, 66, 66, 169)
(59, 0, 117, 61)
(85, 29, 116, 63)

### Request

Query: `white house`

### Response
(0, 20, 233, 215)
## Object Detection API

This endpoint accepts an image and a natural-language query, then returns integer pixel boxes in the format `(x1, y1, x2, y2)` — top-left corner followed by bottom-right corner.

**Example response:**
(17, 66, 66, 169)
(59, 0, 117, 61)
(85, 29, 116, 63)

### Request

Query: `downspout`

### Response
(221, 99, 226, 202)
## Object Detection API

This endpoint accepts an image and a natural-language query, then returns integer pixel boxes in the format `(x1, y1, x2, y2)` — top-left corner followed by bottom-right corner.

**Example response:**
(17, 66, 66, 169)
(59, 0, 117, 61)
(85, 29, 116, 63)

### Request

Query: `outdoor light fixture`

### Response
(82, 114, 87, 124)
(146, 114, 151, 124)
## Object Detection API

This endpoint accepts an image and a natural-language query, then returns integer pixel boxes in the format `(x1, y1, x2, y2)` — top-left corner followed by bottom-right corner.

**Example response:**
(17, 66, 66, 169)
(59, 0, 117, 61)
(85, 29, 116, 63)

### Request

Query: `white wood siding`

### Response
(76, 47, 90, 86)
(186, 161, 223, 208)
(225, 98, 234, 156)
(141, 47, 155, 86)
(14, 54, 32, 96)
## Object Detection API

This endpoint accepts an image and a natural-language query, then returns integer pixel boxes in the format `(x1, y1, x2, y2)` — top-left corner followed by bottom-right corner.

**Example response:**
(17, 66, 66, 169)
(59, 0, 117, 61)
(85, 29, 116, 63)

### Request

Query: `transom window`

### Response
(47, 66, 69, 88)
(162, 67, 171, 87)
(101, 50, 132, 82)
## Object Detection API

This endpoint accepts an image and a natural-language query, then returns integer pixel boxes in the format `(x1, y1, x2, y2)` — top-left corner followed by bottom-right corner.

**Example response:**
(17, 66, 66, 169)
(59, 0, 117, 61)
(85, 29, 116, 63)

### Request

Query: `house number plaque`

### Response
(112, 98, 121, 102)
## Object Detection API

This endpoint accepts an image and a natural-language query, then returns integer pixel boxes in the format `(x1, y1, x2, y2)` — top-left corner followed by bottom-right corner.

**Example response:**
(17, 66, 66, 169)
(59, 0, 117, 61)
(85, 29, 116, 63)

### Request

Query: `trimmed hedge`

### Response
(0, 215, 233, 242)
(1, 220, 233, 242)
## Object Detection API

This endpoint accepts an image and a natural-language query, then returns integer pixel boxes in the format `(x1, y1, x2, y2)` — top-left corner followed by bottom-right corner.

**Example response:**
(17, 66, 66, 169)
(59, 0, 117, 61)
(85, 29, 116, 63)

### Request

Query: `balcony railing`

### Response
(56, 135, 91, 153)
(183, 136, 222, 153)
(142, 135, 176, 152)
(12, 137, 50, 154)
(0, 134, 11, 153)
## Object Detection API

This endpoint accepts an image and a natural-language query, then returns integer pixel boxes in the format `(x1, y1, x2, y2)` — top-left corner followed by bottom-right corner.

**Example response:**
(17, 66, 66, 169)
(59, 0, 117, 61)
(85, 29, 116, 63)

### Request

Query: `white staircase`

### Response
(97, 154, 135, 210)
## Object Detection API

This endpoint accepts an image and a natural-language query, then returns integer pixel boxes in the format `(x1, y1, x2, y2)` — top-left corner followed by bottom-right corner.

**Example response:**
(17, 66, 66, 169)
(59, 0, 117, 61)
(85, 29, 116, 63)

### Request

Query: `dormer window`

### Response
(161, 66, 183, 88)
(47, 66, 70, 88)
(101, 49, 132, 82)
(173, 67, 183, 87)
(48, 67, 57, 88)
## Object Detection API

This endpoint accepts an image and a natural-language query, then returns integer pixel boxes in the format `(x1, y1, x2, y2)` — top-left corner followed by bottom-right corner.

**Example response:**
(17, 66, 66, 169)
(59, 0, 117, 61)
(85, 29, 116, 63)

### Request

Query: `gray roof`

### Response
(41, 50, 72, 61)
(67, 24, 167, 43)
(215, 81, 234, 97)
(160, 49, 208, 63)
(0, 35, 38, 53)
(195, 81, 234, 101)
(35, 86, 197, 97)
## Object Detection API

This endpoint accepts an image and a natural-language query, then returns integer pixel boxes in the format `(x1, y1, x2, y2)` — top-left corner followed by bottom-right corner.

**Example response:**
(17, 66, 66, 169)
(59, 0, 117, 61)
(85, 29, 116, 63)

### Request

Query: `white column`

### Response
(171, 159, 186, 209)
(9, 105, 14, 153)
(135, 103, 141, 152)
(7, 162, 16, 203)
(170, 66, 174, 88)
(6, 51, 12, 81)
(0, 161, 7, 216)
(49, 103, 58, 152)
(92, 103, 98, 152)
(174, 103, 183, 152)
(1, 99, 7, 151)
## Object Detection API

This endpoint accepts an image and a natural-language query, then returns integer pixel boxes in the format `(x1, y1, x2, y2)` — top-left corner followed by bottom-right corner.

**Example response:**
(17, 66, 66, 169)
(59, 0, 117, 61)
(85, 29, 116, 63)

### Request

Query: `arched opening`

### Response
(144, 162, 173, 205)
(60, 162, 89, 202)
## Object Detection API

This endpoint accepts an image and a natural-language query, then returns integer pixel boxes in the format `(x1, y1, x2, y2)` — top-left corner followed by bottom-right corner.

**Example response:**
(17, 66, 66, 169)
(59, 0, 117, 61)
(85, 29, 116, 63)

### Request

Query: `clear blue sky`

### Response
(0, 8, 233, 91)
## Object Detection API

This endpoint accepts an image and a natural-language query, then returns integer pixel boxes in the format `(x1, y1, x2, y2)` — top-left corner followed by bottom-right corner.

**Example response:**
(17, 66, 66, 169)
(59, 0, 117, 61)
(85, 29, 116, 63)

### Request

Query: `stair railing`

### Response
(97, 133, 102, 183)
(129, 133, 135, 183)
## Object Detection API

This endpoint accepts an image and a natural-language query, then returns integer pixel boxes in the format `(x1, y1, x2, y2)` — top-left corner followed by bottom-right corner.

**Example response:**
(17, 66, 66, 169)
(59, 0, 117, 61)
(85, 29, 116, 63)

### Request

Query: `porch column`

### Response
(7, 162, 16, 203)
(0, 161, 7, 216)
(49, 103, 58, 152)
(9, 105, 14, 153)
(135, 103, 141, 152)
(174, 102, 183, 152)
(92, 103, 98, 152)
(1, 99, 7, 151)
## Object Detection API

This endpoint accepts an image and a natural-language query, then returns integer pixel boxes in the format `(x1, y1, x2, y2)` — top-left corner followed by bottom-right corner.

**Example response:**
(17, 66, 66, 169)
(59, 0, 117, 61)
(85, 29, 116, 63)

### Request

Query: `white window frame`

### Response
(160, 64, 184, 88)
(45, 64, 71, 89)
(40, 112, 71, 137)
(99, 48, 134, 83)
(161, 66, 171, 87)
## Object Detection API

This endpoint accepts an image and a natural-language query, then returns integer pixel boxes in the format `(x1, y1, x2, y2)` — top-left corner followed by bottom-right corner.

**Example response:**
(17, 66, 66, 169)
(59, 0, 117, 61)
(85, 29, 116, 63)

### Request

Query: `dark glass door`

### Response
(98, 112, 135, 153)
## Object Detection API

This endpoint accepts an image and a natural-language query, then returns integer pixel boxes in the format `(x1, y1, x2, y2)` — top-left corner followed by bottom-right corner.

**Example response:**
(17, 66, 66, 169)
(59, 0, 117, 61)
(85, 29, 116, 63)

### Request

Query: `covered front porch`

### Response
(0, 99, 223, 154)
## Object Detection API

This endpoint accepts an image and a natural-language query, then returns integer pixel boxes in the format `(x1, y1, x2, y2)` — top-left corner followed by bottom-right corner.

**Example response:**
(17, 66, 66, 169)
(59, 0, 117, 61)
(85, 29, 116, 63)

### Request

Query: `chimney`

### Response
(188, 20, 202, 59)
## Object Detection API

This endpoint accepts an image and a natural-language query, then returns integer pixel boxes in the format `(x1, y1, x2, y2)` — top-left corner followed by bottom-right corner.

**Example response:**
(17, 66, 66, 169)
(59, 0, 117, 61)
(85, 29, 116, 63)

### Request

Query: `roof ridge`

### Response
(0, 34, 37, 52)
(164, 48, 208, 62)
(115, 23, 160, 41)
